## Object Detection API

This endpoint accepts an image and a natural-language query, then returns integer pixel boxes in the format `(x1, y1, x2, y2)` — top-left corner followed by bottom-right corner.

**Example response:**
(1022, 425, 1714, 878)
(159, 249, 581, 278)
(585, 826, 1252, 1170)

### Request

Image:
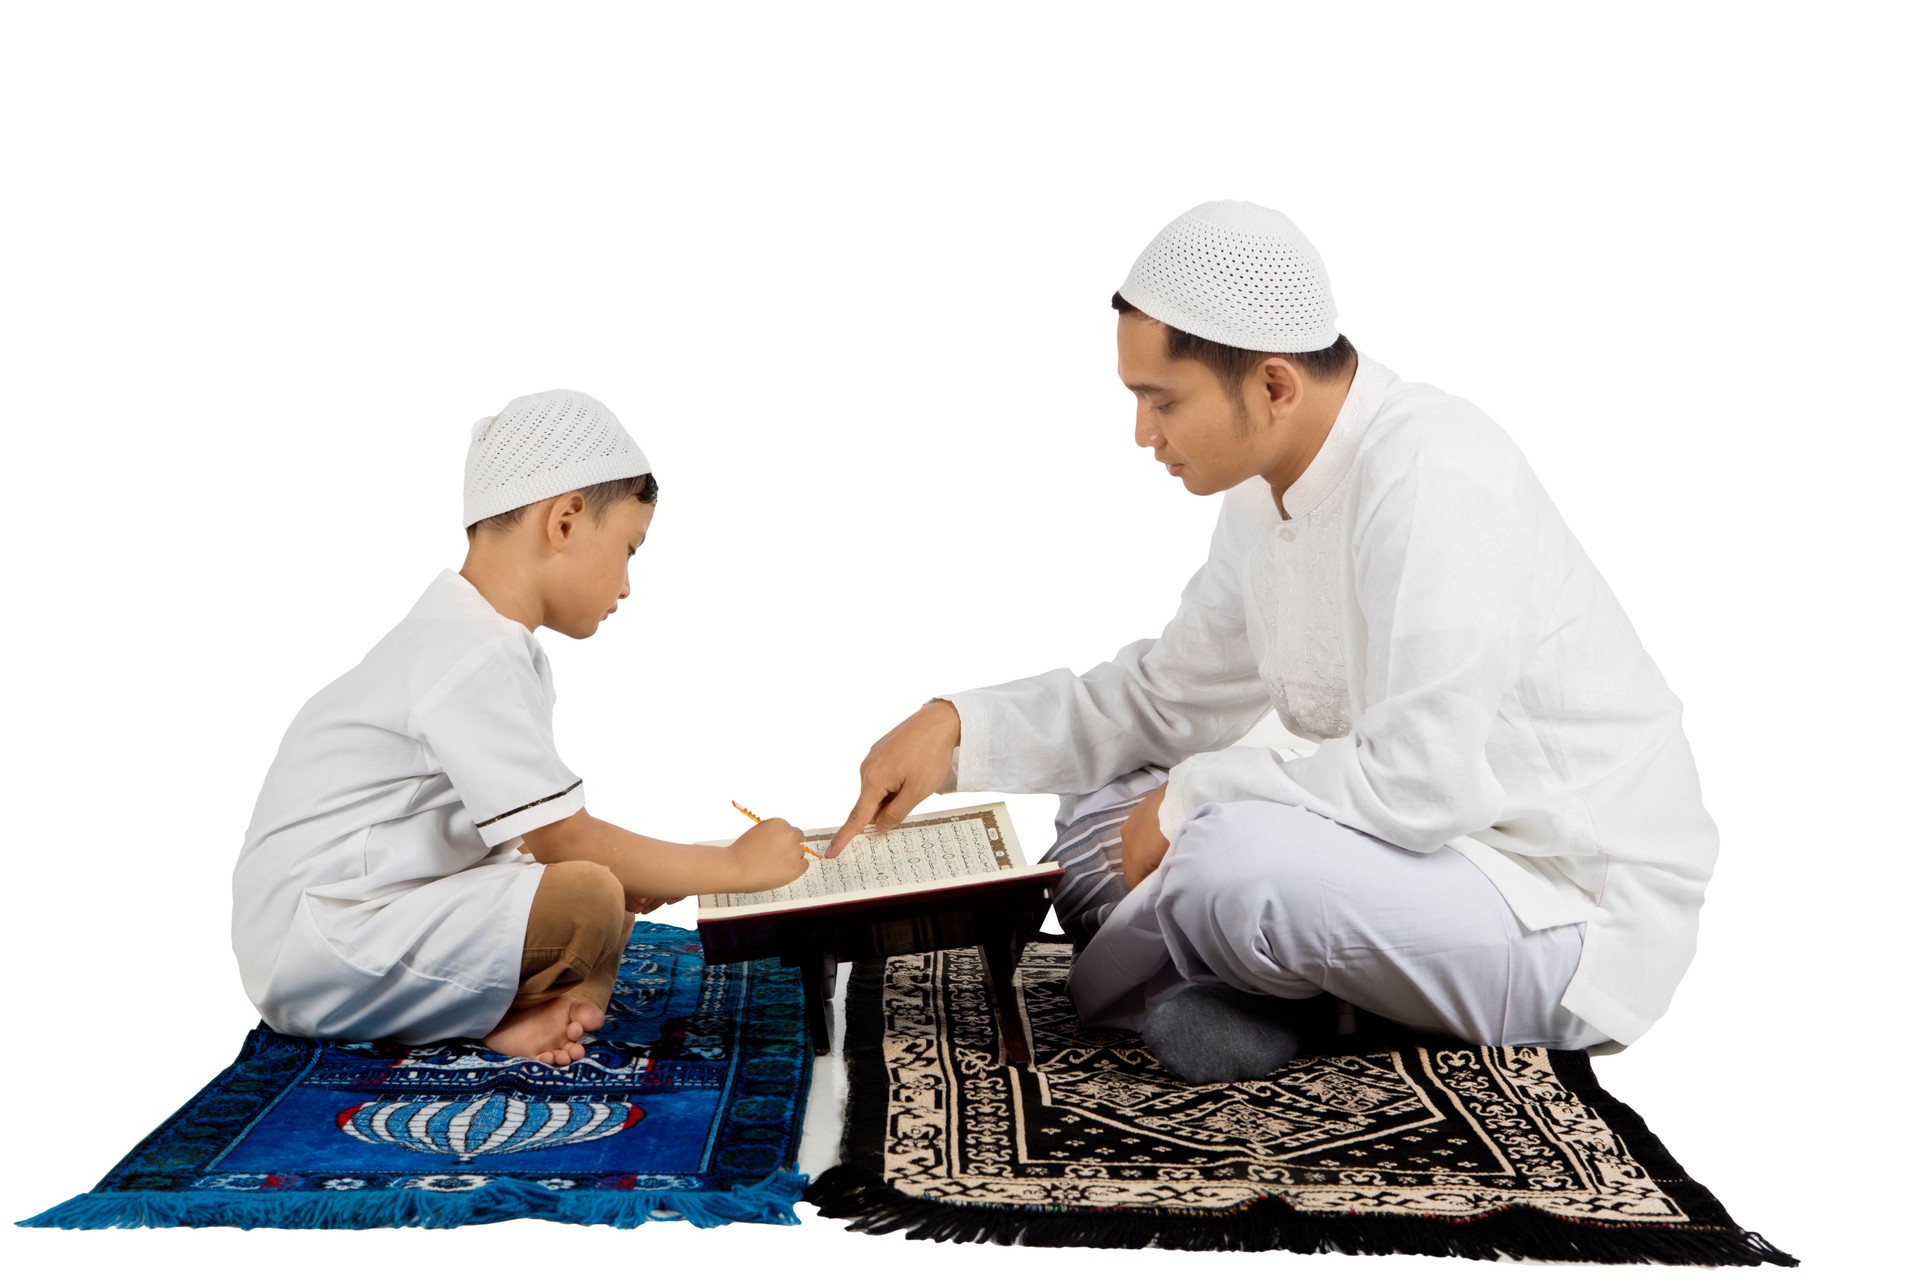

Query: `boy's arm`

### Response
(519, 809, 809, 905)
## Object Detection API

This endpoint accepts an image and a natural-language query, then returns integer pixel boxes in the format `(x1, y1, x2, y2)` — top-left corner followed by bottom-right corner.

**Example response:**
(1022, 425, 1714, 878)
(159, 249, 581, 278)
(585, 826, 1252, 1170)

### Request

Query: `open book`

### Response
(696, 801, 1052, 921)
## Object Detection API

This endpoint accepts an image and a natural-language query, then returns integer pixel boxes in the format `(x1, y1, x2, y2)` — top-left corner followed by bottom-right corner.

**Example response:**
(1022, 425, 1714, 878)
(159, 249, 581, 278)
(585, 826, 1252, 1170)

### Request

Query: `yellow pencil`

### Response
(732, 801, 824, 858)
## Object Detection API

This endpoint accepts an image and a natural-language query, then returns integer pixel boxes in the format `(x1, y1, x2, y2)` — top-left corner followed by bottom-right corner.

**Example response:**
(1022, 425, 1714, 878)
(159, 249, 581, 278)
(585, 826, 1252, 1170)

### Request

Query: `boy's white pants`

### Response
(1061, 769, 1609, 1051)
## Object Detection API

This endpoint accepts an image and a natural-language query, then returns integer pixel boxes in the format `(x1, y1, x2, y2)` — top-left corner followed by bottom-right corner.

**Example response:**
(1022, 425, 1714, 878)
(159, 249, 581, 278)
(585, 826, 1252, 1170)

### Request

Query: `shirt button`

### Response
(1279, 525, 1296, 543)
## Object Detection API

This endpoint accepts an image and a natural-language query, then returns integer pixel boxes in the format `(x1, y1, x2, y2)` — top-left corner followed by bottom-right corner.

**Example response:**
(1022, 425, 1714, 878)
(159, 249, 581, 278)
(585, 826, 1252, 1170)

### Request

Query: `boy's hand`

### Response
(1120, 783, 1171, 890)
(629, 893, 682, 914)
(726, 818, 813, 892)
(828, 700, 961, 857)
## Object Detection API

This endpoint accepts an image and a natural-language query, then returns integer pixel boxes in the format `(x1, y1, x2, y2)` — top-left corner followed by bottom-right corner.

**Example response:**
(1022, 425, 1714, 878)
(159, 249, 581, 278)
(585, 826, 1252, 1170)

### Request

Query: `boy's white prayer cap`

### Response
(1117, 200, 1339, 353)
(463, 389, 651, 528)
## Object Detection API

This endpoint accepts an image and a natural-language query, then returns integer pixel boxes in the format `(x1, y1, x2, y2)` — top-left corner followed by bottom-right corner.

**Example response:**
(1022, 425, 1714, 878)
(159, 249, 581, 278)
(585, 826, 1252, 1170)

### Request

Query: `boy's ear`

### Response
(544, 491, 589, 550)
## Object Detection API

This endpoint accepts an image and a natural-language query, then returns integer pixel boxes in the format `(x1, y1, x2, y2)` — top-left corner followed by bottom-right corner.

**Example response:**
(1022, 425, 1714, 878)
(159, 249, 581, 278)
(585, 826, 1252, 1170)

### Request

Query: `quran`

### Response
(695, 803, 1062, 1064)
(696, 802, 1051, 919)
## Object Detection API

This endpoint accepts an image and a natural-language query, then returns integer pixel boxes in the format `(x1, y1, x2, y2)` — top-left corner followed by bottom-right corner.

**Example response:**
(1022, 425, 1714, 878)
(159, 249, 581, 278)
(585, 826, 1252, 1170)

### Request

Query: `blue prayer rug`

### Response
(23, 921, 811, 1229)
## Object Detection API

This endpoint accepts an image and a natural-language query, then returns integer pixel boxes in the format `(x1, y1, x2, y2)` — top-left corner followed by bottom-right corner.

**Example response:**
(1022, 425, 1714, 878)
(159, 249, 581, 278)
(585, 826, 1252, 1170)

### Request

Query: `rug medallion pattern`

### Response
(25, 922, 810, 1229)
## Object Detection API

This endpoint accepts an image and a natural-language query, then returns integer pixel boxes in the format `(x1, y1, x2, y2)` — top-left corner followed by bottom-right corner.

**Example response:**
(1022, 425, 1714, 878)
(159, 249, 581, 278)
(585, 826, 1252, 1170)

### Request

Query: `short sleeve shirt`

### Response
(232, 570, 587, 1041)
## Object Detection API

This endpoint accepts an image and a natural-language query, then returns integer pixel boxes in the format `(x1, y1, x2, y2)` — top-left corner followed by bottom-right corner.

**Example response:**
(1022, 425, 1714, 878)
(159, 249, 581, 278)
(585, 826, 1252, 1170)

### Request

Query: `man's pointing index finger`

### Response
(826, 781, 886, 857)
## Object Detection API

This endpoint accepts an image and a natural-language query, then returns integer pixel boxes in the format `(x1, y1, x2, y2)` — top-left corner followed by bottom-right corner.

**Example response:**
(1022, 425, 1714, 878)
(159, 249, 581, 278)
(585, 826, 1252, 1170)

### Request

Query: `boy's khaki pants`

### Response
(512, 861, 633, 1012)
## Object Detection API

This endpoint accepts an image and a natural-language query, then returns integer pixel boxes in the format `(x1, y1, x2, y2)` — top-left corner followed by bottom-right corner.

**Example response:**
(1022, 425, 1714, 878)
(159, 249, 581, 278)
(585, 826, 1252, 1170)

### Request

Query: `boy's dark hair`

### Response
(1112, 292, 1356, 390)
(465, 471, 659, 538)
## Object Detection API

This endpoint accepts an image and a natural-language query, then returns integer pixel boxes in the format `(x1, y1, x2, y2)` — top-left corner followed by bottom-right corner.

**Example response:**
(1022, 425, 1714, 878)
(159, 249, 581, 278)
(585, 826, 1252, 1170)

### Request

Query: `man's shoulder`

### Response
(1354, 373, 1528, 486)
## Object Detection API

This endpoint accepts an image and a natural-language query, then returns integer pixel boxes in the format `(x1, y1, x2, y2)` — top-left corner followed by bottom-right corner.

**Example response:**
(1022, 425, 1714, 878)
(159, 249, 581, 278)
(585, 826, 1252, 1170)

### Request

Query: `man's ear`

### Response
(544, 491, 588, 550)
(1259, 356, 1306, 420)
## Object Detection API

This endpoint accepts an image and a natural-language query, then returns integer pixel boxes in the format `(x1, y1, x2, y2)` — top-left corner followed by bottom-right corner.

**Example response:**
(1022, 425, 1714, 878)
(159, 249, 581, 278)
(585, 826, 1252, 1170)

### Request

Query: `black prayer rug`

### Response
(807, 943, 1795, 1265)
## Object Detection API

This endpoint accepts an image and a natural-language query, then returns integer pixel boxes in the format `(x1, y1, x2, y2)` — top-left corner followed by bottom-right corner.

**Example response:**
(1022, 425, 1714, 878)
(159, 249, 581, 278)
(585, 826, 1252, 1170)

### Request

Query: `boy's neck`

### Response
(459, 548, 544, 632)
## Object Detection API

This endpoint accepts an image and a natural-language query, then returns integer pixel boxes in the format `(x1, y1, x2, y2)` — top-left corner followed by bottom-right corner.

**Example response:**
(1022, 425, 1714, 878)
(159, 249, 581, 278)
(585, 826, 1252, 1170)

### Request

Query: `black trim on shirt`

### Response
(473, 779, 583, 829)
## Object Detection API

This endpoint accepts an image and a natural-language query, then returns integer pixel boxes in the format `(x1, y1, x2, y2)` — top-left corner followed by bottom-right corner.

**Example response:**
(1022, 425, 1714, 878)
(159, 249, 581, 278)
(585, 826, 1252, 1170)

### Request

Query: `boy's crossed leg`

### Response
(485, 860, 632, 1065)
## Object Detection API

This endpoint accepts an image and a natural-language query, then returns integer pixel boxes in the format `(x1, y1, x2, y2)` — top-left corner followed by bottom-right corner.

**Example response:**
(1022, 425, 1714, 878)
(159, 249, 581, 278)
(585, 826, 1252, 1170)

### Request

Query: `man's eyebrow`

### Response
(1124, 381, 1170, 396)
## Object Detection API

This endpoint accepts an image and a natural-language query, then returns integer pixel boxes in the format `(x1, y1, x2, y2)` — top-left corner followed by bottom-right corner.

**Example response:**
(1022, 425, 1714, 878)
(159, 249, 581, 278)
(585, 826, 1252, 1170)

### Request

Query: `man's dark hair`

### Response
(465, 471, 659, 538)
(1112, 292, 1356, 389)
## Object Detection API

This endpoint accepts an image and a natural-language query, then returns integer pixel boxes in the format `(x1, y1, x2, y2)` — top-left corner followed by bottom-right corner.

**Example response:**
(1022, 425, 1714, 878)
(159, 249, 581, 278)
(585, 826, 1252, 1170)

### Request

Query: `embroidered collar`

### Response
(1278, 350, 1391, 521)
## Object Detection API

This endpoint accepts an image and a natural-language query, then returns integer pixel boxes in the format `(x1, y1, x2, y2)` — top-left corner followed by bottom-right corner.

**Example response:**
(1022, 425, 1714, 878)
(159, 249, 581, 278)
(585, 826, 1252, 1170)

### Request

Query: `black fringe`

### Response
(823, 954, 1797, 1266)
(804, 1164, 1798, 1265)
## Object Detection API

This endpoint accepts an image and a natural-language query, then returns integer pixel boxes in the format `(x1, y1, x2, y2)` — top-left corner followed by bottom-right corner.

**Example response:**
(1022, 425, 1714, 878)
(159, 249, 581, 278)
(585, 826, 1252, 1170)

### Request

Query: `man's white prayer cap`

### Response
(1118, 200, 1339, 352)
(463, 389, 651, 528)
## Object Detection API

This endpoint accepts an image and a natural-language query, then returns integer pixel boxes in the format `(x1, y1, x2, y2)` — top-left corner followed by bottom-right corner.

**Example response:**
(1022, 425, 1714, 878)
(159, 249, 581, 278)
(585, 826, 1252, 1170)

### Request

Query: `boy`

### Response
(233, 389, 810, 1065)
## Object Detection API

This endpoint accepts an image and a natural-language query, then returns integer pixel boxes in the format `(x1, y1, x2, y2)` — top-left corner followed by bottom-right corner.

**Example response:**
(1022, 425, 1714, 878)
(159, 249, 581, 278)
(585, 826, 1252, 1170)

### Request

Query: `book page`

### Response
(698, 802, 1040, 916)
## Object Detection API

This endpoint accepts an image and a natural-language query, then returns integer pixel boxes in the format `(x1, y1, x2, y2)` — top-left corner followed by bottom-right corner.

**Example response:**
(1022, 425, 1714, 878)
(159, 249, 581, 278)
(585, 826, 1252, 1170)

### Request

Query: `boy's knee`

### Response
(534, 861, 629, 954)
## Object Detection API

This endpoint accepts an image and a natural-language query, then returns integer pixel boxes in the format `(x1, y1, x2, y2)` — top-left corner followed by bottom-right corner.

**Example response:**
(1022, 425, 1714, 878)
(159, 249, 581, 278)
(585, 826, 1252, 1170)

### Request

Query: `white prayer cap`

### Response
(1118, 200, 1339, 353)
(463, 389, 652, 528)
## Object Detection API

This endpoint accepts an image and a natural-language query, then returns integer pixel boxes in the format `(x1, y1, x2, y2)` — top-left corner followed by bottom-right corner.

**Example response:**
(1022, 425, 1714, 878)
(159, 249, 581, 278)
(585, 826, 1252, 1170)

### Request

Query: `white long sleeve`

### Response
(945, 505, 1271, 798)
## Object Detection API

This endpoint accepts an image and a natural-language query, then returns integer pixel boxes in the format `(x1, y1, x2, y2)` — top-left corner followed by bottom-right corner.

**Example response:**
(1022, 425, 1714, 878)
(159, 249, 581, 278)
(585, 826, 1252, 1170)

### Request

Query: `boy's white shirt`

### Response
(944, 351, 1718, 1047)
(232, 570, 586, 1043)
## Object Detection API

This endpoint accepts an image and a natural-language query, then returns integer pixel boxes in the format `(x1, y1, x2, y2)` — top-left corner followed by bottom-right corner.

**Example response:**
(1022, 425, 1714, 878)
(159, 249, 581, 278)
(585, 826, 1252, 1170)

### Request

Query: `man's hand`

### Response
(1120, 783, 1171, 889)
(828, 700, 962, 857)
(628, 893, 683, 914)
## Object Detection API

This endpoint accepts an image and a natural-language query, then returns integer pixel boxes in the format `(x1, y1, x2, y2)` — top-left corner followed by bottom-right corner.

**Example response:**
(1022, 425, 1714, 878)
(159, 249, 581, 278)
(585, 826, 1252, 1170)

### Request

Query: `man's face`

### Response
(1116, 314, 1266, 496)
(550, 497, 654, 639)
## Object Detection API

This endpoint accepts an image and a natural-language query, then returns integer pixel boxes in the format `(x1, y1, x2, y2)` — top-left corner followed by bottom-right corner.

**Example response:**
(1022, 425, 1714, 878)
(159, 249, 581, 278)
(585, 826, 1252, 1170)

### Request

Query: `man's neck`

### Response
(1264, 361, 1358, 518)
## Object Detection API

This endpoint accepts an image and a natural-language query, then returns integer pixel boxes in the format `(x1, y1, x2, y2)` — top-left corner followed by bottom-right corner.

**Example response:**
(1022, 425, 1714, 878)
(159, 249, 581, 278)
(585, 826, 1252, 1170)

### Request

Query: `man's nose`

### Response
(1134, 407, 1161, 450)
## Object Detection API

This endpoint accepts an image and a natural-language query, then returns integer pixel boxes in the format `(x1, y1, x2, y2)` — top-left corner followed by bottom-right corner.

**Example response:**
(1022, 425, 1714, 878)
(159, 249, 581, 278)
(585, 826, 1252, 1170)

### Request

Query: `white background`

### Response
(3, 2, 1911, 1274)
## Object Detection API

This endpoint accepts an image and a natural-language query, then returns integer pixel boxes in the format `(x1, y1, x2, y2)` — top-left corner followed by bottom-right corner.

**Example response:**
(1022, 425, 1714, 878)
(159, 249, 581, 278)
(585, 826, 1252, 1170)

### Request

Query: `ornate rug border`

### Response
(808, 952, 1796, 1265)
(23, 923, 813, 1231)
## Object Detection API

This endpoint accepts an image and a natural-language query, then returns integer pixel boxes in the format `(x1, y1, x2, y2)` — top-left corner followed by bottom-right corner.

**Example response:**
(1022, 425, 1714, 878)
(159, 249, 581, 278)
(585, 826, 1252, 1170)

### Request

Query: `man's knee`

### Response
(1162, 802, 1310, 897)
(1156, 802, 1335, 981)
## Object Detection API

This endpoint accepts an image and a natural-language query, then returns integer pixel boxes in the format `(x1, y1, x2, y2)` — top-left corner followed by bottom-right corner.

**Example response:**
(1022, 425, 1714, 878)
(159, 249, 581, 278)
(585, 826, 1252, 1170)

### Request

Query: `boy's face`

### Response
(548, 496, 655, 639)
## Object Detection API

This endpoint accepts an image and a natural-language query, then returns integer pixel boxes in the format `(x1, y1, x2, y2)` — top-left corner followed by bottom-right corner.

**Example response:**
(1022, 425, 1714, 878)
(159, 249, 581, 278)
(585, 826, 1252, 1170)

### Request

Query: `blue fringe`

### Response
(19, 1169, 809, 1230)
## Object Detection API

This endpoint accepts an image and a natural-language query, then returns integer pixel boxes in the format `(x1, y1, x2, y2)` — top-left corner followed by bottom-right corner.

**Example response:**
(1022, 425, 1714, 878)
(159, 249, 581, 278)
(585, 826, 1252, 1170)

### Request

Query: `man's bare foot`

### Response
(483, 997, 606, 1066)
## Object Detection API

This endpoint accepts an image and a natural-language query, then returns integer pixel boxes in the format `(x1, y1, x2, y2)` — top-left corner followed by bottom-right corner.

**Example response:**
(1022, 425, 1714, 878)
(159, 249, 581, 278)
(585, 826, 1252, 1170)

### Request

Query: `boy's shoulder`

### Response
(397, 570, 538, 648)
(390, 569, 548, 691)
(300, 571, 547, 733)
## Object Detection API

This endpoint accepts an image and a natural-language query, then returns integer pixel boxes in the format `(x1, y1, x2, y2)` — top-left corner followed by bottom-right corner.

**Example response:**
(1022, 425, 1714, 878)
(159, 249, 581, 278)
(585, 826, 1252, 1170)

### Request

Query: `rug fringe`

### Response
(804, 1165, 1798, 1266)
(19, 1168, 809, 1231)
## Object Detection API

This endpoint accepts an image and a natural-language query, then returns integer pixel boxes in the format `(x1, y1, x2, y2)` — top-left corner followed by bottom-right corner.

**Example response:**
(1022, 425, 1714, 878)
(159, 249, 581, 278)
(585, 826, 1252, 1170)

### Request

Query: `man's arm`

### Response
(827, 496, 1268, 855)
(520, 809, 810, 908)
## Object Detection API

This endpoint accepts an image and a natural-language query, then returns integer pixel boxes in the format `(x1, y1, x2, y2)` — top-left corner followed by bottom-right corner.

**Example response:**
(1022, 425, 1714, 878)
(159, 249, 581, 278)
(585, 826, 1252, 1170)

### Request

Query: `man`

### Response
(827, 201, 1716, 1083)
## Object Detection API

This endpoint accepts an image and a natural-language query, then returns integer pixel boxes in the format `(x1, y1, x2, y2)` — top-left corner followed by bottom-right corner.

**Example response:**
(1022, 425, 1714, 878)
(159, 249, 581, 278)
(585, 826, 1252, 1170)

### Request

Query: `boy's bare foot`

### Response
(483, 997, 606, 1065)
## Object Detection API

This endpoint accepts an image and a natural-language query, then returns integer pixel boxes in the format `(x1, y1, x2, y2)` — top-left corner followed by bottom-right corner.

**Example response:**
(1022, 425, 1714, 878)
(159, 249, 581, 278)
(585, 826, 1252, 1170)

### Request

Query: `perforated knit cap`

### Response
(462, 389, 651, 528)
(1118, 200, 1339, 353)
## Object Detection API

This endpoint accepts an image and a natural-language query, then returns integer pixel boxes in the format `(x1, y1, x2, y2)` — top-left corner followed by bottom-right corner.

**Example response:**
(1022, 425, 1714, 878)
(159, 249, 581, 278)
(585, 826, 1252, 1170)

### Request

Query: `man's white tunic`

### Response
(945, 352, 1716, 1046)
